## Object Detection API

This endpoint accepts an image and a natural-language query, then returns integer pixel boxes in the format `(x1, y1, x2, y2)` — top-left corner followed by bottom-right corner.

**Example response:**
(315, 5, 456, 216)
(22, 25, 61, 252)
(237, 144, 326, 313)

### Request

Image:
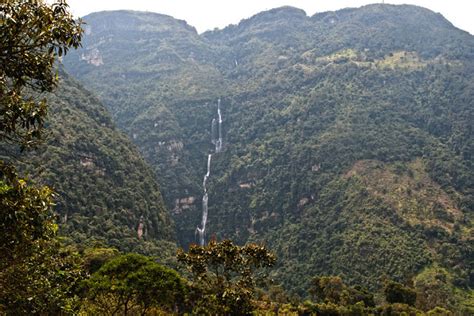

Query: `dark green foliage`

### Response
(385, 281, 417, 306)
(0, 0, 82, 148)
(0, 164, 85, 314)
(84, 253, 187, 314)
(2, 3, 176, 256)
(310, 276, 375, 307)
(1, 1, 179, 312)
(82, 247, 120, 274)
(177, 239, 276, 315)
(426, 306, 454, 315)
(1, 71, 177, 256)
(0, 1, 86, 313)
(0, 242, 85, 314)
(291, 275, 455, 315)
(374, 303, 425, 315)
(63, 3, 473, 308)
(413, 266, 471, 312)
(310, 276, 346, 304)
(0, 162, 54, 264)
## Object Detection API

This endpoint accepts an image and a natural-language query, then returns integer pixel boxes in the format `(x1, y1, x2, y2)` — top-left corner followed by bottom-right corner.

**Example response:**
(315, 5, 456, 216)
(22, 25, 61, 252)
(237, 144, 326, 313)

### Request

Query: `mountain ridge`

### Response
(63, 4, 473, 309)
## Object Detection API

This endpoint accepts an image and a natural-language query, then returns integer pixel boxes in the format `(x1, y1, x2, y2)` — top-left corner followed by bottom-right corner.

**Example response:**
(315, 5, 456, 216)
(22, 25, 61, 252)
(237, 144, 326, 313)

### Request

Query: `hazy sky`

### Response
(65, 0, 474, 35)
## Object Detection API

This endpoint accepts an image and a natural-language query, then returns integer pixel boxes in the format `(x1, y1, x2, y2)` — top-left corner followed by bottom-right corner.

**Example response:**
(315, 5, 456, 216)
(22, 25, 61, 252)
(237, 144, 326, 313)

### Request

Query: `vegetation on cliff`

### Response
(64, 5, 473, 308)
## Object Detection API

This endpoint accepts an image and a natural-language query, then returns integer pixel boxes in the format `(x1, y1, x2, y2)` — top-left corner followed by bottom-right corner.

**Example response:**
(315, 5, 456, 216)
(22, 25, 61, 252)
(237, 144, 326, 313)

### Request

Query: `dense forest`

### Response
(1, 1, 473, 314)
(62, 3, 473, 312)
(1, 70, 176, 256)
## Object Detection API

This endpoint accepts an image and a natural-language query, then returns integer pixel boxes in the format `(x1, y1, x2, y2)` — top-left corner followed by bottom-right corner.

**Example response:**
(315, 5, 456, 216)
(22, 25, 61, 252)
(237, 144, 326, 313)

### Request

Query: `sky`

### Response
(64, 0, 474, 35)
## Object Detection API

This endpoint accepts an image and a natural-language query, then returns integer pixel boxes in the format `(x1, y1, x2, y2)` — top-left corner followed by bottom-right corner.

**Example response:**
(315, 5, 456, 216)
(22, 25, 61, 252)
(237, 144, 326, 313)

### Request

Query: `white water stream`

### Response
(215, 98, 223, 153)
(196, 99, 223, 246)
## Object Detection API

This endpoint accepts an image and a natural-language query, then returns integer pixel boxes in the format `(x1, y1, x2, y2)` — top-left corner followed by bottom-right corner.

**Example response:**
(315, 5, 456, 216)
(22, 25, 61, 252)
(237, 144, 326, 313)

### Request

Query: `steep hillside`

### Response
(63, 3, 473, 305)
(64, 10, 227, 214)
(0, 70, 176, 257)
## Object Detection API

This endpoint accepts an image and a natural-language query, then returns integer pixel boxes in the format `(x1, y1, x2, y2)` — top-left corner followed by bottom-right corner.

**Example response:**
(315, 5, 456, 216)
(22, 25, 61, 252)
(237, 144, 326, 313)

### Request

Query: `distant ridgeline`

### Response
(63, 3, 473, 304)
(0, 70, 176, 257)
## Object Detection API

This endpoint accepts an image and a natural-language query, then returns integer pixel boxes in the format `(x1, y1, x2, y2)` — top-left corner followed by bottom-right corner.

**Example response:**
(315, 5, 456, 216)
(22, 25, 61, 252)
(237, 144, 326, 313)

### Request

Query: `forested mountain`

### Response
(0, 70, 176, 257)
(63, 3, 473, 308)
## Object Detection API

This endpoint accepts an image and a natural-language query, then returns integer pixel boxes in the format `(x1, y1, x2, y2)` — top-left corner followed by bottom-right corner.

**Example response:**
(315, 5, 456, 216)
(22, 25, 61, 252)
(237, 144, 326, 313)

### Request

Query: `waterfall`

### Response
(196, 192, 208, 246)
(216, 98, 223, 153)
(202, 154, 212, 192)
(211, 118, 217, 146)
(196, 154, 211, 246)
(196, 99, 223, 246)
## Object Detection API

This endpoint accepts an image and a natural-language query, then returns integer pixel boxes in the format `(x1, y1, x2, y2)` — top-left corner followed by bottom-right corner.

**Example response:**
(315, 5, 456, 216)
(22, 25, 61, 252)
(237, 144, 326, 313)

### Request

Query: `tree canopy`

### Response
(177, 239, 276, 315)
(0, 1, 83, 313)
(0, 0, 82, 148)
(83, 253, 187, 315)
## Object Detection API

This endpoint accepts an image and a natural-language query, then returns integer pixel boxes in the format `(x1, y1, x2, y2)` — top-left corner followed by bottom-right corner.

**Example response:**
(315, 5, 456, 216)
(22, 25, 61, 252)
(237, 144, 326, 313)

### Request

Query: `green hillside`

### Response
(0, 70, 176, 257)
(63, 3, 473, 306)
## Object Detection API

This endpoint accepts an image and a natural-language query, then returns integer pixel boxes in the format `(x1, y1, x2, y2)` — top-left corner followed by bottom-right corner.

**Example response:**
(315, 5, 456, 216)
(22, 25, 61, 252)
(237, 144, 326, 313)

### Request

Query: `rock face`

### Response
(64, 4, 473, 294)
(173, 196, 196, 214)
(137, 216, 145, 239)
(79, 156, 95, 169)
(81, 48, 104, 66)
(239, 182, 253, 189)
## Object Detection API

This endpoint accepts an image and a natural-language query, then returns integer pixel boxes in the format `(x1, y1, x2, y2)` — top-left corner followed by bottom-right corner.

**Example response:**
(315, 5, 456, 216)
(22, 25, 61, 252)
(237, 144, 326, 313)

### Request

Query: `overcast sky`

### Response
(65, 0, 474, 35)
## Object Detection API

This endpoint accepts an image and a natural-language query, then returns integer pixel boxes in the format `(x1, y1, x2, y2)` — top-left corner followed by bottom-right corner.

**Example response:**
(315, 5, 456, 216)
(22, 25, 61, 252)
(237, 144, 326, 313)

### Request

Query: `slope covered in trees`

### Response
(0, 70, 176, 256)
(63, 3, 473, 307)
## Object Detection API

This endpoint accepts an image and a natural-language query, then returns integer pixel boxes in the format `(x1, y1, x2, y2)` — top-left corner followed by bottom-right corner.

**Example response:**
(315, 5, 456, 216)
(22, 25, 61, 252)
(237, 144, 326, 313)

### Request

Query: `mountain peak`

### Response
(240, 6, 307, 25)
(256, 6, 307, 17)
(312, 4, 454, 31)
(83, 10, 197, 35)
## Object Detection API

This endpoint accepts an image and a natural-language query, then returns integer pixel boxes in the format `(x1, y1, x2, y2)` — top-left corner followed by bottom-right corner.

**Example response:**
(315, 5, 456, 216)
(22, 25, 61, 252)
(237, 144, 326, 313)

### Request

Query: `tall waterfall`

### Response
(215, 98, 223, 153)
(211, 118, 217, 146)
(196, 99, 223, 246)
(196, 153, 211, 246)
(202, 153, 211, 191)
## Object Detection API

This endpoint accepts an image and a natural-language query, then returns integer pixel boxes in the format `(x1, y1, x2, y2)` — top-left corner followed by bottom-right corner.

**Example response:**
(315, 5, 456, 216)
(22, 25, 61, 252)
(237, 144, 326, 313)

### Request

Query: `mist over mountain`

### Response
(63, 3, 473, 308)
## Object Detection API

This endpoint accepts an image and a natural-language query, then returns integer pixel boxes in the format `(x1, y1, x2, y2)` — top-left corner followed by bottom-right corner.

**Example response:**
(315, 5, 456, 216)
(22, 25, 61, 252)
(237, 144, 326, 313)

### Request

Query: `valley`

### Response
(63, 4, 473, 299)
(1, 1, 472, 314)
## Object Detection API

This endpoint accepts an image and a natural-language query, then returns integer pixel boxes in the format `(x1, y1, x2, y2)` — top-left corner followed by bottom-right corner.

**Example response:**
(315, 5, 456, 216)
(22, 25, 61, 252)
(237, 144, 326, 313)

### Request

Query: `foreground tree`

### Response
(0, 0, 82, 147)
(0, 161, 55, 268)
(83, 253, 187, 315)
(177, 239, 276, 315)
(0, 239, 85, 314)
(0, 159, 84, 314)
(0, 0, 83, 313)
